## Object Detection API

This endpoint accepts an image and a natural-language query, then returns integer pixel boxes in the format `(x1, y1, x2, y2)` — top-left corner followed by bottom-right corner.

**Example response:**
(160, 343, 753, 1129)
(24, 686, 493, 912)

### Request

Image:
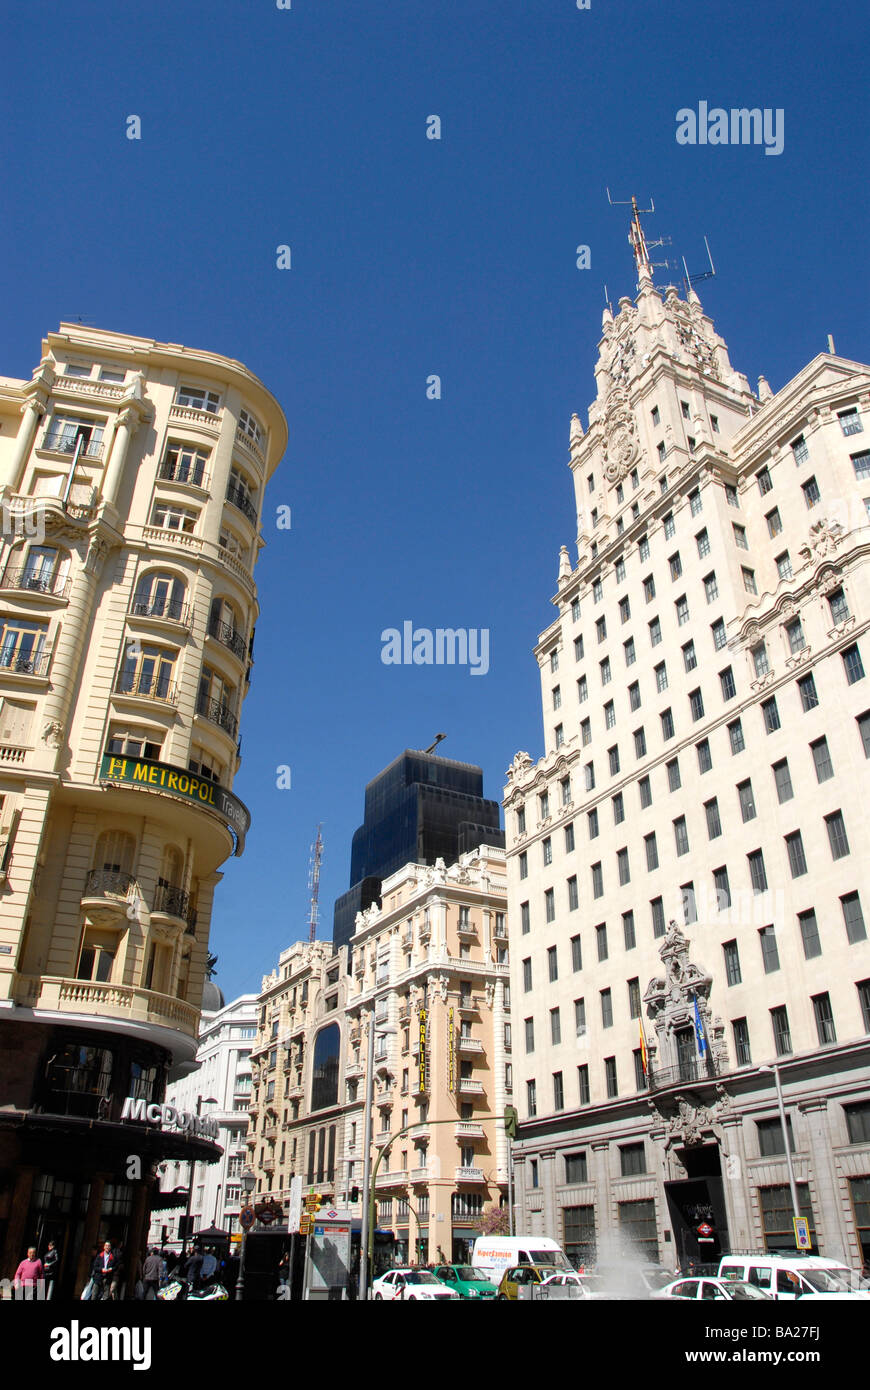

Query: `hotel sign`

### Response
(447, 1006, 456, 1094)
(418, 1007, 427, 1093)
(100, 754, 249, 855)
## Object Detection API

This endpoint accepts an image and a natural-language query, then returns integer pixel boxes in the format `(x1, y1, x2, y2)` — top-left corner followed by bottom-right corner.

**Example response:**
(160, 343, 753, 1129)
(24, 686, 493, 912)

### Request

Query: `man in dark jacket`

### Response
(91, 1241, 117, 1300)
(143, 1248, 163, 1300)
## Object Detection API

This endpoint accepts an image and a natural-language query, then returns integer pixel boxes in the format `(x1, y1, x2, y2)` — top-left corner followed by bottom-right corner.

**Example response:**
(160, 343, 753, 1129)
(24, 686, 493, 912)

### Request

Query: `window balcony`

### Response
(457, 1036, 484, 1054)
(0, 650, 50, 679)
(41, 430, 104, 461)
(16, 974, 199, 1038)
(81, 869, 135, 926)
(648, 1058, 716, 1092)
(0, 568, 71, 600)
(454, 1166, 486, 1183)
(375, 1170, 407, 1189)
(457, 996, 479, 1017)
(458, 1079, 484, 1095)
(235, 424, 265, 468)
(454, 1122, 485, 1140)
(207, 616, 248, 662)
(115, 672, 178, 705)
(374, 1133, 393, 1149)
(128, 597, 191, 628)
(456, 919, 477, 940)
(195, 692, 238, 740)
(409, 1166, 430, 1183)
(152, 881, 196, 929)
(225, 481, 258, 526)
(158, 457, 211, 491)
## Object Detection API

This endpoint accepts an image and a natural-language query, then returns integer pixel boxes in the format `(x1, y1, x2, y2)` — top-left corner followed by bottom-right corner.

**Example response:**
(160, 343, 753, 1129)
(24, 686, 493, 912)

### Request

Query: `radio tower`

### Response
(307, 824, 323, 941)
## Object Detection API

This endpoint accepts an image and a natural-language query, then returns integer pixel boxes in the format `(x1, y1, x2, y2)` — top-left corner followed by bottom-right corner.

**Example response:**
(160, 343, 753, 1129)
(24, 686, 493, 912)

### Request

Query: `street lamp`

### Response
(181, 1095, 218, 1257)
(758, 1063, 801, 1237)
(358, 1014, 397, 1302)
(235, 1166, 257, 1302)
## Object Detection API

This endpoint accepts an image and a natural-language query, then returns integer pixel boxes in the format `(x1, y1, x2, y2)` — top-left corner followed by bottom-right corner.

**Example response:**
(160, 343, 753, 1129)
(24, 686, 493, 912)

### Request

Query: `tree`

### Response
(479, 1206, 511, 1236)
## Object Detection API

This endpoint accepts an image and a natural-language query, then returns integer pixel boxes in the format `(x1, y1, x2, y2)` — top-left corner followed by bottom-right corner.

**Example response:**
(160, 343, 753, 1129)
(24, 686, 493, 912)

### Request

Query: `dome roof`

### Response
(201, 980, 225, 1013)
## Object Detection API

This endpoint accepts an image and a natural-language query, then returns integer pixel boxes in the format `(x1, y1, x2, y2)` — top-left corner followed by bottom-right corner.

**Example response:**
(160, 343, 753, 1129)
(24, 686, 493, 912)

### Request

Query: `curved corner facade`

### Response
(0, 323, 286, 1295)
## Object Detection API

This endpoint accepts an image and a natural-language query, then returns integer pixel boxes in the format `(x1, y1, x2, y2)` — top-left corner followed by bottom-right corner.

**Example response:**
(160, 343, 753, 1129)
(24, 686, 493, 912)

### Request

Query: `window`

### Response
(733, 1018, 751, 1066)
(517, 805, 526, 834)
(663, 510, 675, 539)
(675, 595, 689, 626)
(544, 888, 555, 922)
(741, 567, 757, 594)
(687, 687, 704, 722)
(615, 558, 626, 583)
(839, 407, 862, 436)
(592, 863, 603, 899)
(524, 1018, 535, 1053)
(565, 822, 575, 852)
(673, 817, 689, 856)
(571, 936, 583, 972)
(713, 866, 731, 910)
(565, 1152, 588, 1184)
(624, 637, 636, 667)
(600, 989, 613, 1028)
(654, 661, 668, 693)
(617, 847, 630, 885)
(772, 759, 793, 803)
(520, 902, 530, 935)
(638, 536, 650, 562)
(623, 912, 636, 951)
(852, 450, 870, 481)
(519, 852, 528, 880)
(587, 807, 599, 839)
(644, 577, 656, 604)
(648, 617, 661, 646)
(696, 527, 711, 558)
(612, 792, 625, 824)
(761, 696, 781, 732)
(540, 790, 550, 820)
(639, 775, 652, 808)
(526, 1080, 537, 1118)
(696, 738, 712, 773)
(600, 657, 611, 685)
(748, 848, 768, 893)
(771, 1005, 792, 1055)
(596, 617, 607, 645)
(574, 635, 584, 662)
(812, 993, 836, 1046)
(681, 400, 691, 420)
(150, 502, 198, 534)
(798, 909, 821, 959)
(592, 577, 603, 604)
(704, 573, 718, 604)
(846, 1104, 870, 1145)
(567, 875, 579, 911)
(550, 1008, 562, 1047)
(725, 483, 739, 508)
(620, 1143, 646, 1177)
(543, 837, 552, 867)
(757, 1117, 796, 1158)
(737, 779, 756, 822)
(644, 832, 659, 871)
(619, 596, 631, 624)
(660, 708, 675, 740)
(825, 811, 850, 859)
(775, 551, 792, 581)
(785, 830, 807, 878)
(608, 746, 621, 777)
(578, 675, 588, 703)
(554, 724, 564, 747)
(797, 672, 819, 711)
(841, 892, 867, 944)
(584, 760, 595, 790)
(860, 981, 870, 1033)
(689, 488, 703, 516)
(553, 1072, 565, 1111)
(711, 619, 727, 653)
(651, 897, 665, 938)
(705, 798, 722, 839)
(666, 757, 681, 791)
(711, 415, 719, 433)
(634, 727, 647, 758)
(552, 685, 561, 710)
(785, 618, 806, 654)
(669, 552, 682, 580)
(827, 587, 850, 626)
(577, 1065, 590, 1105)
(756, 467, 773, 496)
(751, 643, 770, 679)
(759, 926, 780, 974)
(571, 597, 581, 622)
(628, 681, 641, 711)
(720, 666, 736, 701)
(723, 941, 741, 986)
(547, 946, 559, 983)
(604, 1057, 618, 1098)
(550, 649, 559, 672)
(802, 476, 820, 508)
(595, 923, 608, 960)
(809, 736, 833, 783)
(728, 719, 745, 754)
(843, 644, 865, 684)
(732, 524, 747, 550)
(522, 958, 532, 992)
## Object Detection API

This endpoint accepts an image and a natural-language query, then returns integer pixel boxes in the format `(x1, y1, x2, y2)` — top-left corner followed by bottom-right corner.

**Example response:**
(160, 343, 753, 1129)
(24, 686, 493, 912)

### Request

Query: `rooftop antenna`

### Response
(424, 733, 447, 755)
(606, 189, 672, 281)
(681, 237, 717, 296)
(307, 824, 323, 942)
(603, 284, 614, 315)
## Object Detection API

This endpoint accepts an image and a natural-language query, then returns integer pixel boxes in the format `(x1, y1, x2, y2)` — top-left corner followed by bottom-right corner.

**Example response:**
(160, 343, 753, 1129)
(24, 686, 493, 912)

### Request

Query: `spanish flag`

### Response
(639, 1016, 649, 1077)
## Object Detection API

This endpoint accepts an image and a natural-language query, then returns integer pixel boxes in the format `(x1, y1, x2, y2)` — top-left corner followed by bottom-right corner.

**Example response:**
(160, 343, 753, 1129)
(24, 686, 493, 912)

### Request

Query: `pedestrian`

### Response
(142, 1248, 163, 1301)
(91, 1240, 117, 1301)
(13, 1246, 44, 1299)
(109, 1245, 124, 1301)
(42, 1240, 59, 1300)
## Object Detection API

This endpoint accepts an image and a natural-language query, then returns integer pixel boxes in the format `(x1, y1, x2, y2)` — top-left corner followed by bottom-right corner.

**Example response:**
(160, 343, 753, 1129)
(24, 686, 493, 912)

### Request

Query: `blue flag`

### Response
(693, 995, 708, 1057)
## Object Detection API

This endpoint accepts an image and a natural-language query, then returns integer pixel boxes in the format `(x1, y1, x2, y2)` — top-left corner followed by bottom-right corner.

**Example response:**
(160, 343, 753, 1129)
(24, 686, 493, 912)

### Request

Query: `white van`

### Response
(717, 1254, 869, 1301)
(470, 1237, 572, 1281)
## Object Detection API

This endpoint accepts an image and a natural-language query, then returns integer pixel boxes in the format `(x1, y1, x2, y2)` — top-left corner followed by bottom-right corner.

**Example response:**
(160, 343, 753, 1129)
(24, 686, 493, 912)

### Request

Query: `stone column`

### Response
(124, 1176, 152, 1299)
(2, 399, 46, 492)
(38, 535, 111, 768)
(540, 1148, 558, 1238)
(0, 1165, 36, 1278)
(512, 1154, 528, 1236)
(591, 1140, 612, 1255)
(799, 1097, 851, 1262)
(719, 1114, 753, 1251)
(75, 1172, 109, 1295)
(101, 405, 142, 508)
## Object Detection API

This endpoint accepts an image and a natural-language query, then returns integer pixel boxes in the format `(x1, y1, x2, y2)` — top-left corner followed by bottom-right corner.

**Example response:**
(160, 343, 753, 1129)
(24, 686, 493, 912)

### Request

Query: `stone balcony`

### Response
(454, 1166, 486, 1183)
(14, 974, 199, 1038)
(454, 1122, 485, 1140)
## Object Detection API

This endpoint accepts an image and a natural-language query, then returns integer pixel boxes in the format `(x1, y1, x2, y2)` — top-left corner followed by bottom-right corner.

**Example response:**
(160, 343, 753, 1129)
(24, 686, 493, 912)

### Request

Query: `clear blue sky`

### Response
(2, 1, 867, 999)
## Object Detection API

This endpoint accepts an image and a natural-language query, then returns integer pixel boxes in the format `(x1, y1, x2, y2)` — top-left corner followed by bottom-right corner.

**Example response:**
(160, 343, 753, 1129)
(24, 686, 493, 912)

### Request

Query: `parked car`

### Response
(372, 1269, 460, 1301)
(432, 1264, 498, 1299)
(496, 1264, 561, 1299)
(717, 1254, 870, 1301)
(655, 1276, 772, 1302)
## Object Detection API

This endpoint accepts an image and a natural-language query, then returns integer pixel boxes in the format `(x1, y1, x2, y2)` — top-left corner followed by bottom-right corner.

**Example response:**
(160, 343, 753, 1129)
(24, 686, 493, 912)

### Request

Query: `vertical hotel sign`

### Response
(418, 1007, 427, 1093)
(447, 1006, 456, 1094)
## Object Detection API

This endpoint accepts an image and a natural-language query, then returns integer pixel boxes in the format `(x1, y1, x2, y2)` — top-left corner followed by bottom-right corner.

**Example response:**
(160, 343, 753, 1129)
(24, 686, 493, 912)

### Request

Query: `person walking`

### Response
(91, 1241, 117, 1301)
(13, 1246, 44, 1299)
(42, 1241, 59, 1300)
(142, 1248, 163, 1301)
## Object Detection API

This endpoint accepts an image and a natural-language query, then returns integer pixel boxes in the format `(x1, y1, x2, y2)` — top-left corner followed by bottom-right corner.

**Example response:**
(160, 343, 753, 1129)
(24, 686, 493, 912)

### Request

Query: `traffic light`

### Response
(504, 1105, 519, 1140)
(349, 1186, 360, 1203)
(310, 1192, 322, 1212)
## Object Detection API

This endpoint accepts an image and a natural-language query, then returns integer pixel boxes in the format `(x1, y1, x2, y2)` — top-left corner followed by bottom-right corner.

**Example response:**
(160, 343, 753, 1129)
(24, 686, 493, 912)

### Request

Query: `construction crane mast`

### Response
(307, 824, 323, 942)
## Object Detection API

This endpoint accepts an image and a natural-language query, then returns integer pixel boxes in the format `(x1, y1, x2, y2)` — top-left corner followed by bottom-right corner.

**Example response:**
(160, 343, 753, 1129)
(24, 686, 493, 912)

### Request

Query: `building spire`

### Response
(628, 195, 652, 281)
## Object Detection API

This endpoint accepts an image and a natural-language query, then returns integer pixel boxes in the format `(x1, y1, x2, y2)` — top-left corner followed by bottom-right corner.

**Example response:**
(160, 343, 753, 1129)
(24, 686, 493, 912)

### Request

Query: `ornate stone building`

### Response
(505, 214, 870, 1271)
(0, 324, 286, 1293)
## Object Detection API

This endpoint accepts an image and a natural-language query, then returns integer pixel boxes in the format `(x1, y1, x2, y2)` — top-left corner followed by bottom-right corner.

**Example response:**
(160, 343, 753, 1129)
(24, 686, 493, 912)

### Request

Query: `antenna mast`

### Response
(307, 824, 323, 942)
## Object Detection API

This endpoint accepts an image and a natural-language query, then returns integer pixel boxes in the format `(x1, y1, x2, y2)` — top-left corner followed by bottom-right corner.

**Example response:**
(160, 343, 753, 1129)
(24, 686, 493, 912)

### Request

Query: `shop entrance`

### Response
(664, 1144, 729, 1271)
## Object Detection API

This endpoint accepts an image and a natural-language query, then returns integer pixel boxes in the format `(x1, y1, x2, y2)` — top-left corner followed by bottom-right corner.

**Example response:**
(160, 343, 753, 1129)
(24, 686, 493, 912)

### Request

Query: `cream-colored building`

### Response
(344, 845, 511, 1265)
(0, 324, 286, 1294)
(505, 220, 870, 1271)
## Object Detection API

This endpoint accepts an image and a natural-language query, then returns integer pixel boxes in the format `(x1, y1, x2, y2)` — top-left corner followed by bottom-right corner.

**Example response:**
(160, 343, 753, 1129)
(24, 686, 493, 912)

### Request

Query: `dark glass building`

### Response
(332, 750, 504, 949)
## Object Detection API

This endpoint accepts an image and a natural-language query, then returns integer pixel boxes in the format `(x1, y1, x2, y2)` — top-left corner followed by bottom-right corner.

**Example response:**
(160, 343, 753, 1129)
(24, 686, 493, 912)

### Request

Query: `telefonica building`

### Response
(0, 324, 286, 1295)
(504, 214, 870, 1273)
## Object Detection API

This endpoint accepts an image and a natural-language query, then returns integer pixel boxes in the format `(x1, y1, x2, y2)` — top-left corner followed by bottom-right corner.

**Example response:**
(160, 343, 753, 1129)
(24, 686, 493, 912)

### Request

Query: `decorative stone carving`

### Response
(42, 720, 63, 748)
(600, 388, 641, 484)
(506, 751, 534, 784)
(84, 536, 110, 579)
(558, 546, 572, 586)
(798, 518, 844, 563)
(569, 413, 584, 449)
(485, 981, 495, 1008)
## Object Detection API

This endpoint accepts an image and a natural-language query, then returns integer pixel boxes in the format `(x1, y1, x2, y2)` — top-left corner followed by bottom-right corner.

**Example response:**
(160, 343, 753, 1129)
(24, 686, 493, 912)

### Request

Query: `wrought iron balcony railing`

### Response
(648, 1057, 718, 1091)
(115, 672, 177, 703)
(225, 482, 257, 525)
(196, 692, 238, 739)
(129, 597, 190, 625)
(42, 432, 104, 461)
(207, 616, 247, 661)
(0, 651, 50, 677)
(158, 457, 210, 490)
(83, 868, 135, 898)
(152, 881, 192, 923)
(0, 568, 71, 599)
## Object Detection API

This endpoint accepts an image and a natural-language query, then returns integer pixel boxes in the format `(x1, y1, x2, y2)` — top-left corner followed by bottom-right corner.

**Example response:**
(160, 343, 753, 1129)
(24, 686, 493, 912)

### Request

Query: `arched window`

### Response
(311, 1023, 341, 1111)
(208, 596, 246, 659)
(94, 830, 135, 879)
(158, 844, 184, 891)
(6, 544, 72, 596)
(132, 570, 186, 621)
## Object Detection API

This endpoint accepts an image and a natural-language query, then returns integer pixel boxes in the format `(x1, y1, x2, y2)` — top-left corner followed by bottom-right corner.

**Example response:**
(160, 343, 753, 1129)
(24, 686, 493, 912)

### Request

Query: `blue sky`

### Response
(2, 0, 868, 999)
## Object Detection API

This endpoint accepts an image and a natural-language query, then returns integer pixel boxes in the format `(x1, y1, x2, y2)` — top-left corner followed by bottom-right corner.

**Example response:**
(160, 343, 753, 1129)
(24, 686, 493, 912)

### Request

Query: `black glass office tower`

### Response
(332, 750, 504, 949)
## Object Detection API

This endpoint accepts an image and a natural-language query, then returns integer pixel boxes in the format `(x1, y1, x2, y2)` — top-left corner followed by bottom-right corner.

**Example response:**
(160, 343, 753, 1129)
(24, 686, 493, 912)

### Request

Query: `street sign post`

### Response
(793, 1217, 812, 1250)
